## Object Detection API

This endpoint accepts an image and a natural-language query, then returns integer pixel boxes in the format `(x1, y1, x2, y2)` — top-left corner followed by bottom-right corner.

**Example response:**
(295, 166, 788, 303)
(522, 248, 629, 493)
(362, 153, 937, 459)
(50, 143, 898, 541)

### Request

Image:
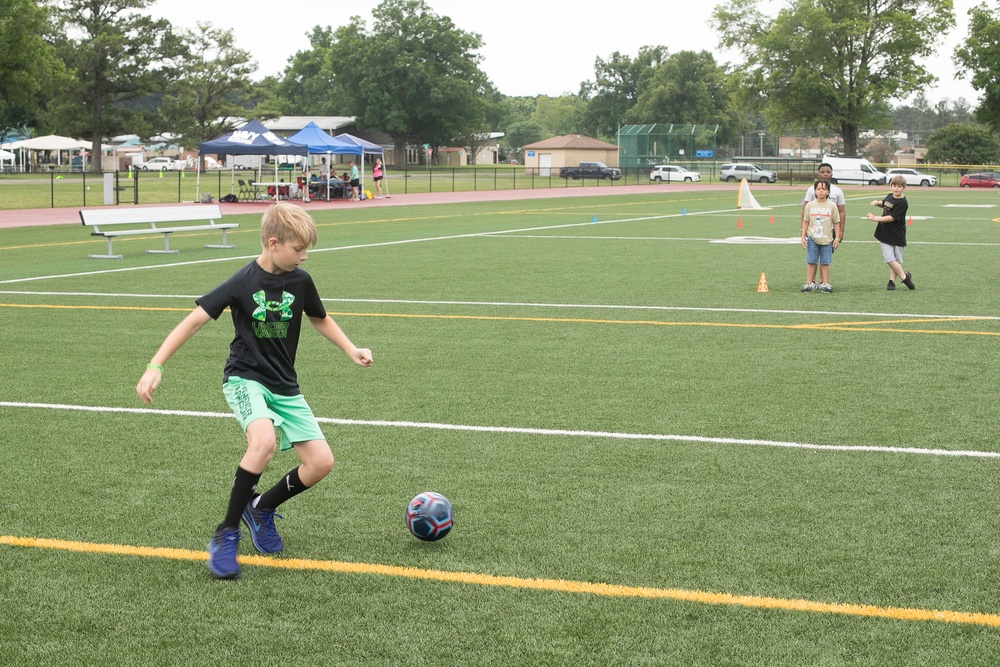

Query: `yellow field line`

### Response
(0, 302, 187, 312)
(2, 302, 997, 336)
(2, 534, 997, 628)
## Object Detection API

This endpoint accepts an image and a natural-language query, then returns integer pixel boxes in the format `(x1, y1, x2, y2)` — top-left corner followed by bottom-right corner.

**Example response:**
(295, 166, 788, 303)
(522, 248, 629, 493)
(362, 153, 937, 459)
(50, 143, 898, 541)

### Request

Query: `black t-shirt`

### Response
(197, 260, 327, 395)
(873, 194, 908, 247)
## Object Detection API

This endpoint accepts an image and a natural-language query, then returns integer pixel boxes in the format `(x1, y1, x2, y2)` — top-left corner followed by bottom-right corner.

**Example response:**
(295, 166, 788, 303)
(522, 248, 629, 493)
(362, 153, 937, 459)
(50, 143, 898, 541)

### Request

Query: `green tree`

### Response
(955, 6, 1000, 135)
(50, 0, 180, 172)
(924, 123, 1000, 167)
(158, 23, 261, 163)
(503, 119, 543, 159)
(624, 50, 737, 145)
(713, 0, 954, 155)
(579, 46, 667, 140)
(532, 95, 584, 137)
(0, 0, 63, 131)
(327, 0, 491, 165)
(271, 26, 342, 115)
(455, 84, 505, 164)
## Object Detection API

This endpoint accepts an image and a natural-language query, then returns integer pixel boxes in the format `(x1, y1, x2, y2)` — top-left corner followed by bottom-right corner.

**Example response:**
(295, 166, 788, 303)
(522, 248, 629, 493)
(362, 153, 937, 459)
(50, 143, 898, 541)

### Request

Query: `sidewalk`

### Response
(0, 183, 728, 229)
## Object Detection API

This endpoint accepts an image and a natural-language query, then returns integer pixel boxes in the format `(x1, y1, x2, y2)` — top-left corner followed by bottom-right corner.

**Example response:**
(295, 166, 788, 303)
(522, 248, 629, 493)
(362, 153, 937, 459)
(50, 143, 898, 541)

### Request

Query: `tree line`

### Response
(2, 0, 998, 172)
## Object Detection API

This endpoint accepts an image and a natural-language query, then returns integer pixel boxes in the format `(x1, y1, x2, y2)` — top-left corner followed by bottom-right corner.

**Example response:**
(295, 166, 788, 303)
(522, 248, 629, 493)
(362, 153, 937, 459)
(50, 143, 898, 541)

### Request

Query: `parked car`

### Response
(719, 163, 777, 183)
(884, 168, 936, 187)
(821, 154, 886, 185)
(141, 156, 183, 171)
(649, 165, 701, 183)
(959, 173, 1000, 188)
(559, 161, 622, 180)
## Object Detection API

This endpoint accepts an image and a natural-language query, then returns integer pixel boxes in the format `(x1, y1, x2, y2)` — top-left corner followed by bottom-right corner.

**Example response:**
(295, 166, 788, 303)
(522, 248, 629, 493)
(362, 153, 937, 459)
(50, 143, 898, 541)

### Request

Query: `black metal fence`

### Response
(0, 162, 987, 210)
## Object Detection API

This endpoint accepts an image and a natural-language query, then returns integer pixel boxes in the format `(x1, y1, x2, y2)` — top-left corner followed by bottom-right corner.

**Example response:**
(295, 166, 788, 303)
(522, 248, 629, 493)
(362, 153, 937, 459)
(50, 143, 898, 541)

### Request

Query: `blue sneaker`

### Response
(242, 498, 284, 553)
(207, 528, 240, 579)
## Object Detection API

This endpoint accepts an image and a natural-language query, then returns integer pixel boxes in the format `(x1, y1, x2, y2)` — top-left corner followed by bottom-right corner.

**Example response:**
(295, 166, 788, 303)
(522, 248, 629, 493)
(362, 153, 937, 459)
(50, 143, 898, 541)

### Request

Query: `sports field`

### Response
(2, 186, 999, 665)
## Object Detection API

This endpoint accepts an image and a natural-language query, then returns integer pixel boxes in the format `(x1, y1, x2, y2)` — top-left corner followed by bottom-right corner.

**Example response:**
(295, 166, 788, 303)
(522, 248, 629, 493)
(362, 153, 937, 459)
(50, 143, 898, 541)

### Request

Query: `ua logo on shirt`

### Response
(251, 290, 294, 322)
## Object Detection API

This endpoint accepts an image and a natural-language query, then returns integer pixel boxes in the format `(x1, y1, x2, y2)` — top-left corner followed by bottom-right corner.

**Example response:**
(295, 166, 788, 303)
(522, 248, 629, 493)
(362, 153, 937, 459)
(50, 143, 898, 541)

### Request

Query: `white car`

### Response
(649, 165, 701, 183)
(141, 156, 183, 171)
(884, 167, 936, 187)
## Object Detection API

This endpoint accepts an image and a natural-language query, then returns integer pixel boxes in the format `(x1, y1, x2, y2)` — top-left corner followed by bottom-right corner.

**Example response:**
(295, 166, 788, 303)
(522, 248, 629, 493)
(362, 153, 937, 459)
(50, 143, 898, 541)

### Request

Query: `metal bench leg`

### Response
(88, 236, 123, 259)
(147, 232, 179, 254)
(205, 228, 236, 249)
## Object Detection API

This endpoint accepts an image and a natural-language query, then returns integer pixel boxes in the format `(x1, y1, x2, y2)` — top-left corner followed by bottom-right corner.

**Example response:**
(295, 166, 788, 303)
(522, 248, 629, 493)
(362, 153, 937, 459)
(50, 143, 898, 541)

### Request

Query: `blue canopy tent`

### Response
(286, 123, 362, 200)
(333, 133, 385, 197)
(197, 119, 309, 201)
(287, 122, 361, 155)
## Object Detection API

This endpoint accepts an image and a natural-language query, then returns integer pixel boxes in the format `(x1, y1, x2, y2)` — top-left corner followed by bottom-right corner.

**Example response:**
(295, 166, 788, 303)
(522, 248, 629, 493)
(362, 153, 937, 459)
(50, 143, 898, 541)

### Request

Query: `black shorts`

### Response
(350, 179, 360, 188)
(373, 175, 383, 182)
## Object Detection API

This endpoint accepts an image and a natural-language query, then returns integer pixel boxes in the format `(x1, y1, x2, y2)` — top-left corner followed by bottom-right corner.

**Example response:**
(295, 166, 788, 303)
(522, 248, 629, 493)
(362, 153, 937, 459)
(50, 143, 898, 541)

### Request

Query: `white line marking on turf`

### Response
(0, 207, 772, 286)
(1, 290, 996, 321)
(5, 204, 1000, 285)
(2, 401, 997, 459)
(0, 213, 706, 286)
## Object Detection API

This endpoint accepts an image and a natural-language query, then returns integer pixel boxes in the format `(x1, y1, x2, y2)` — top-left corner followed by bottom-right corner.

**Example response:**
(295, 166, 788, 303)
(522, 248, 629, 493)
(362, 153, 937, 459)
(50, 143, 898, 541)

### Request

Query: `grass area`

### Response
(2, 187, 1000, 664)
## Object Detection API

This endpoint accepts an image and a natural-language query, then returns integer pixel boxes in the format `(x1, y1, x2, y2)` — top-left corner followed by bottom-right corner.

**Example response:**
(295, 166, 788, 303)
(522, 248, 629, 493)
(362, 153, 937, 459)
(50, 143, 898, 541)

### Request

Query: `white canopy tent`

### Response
(8, 134, 93, 171)
(9, 135, 91, 151)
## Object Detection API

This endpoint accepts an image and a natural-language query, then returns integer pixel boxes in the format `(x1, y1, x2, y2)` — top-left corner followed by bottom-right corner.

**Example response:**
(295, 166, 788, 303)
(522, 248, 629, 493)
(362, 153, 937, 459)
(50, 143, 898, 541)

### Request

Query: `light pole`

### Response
(758, 131, 766, 157)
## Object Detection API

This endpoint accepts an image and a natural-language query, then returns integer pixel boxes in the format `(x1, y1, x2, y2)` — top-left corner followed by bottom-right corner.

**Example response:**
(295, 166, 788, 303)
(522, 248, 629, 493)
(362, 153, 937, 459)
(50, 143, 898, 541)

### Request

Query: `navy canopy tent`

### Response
(199, 119, 308, 157)
(198, 119, 308, 199)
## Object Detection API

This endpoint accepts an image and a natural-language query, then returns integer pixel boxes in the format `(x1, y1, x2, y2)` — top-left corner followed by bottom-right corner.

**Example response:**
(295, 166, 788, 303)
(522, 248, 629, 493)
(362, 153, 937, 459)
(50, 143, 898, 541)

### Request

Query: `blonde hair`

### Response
(260, 202, 318, 248)
(889, 175, 907, 188)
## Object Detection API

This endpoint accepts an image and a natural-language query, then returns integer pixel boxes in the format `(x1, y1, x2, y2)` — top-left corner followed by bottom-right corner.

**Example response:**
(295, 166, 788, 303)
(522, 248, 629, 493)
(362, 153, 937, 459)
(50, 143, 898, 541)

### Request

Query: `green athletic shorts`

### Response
(222, 376, 325, 451)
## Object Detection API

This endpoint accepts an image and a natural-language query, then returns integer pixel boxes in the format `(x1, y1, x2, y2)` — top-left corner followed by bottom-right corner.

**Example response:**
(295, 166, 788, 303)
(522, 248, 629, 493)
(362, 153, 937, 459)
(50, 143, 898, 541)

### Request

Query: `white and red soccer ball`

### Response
(406, 492, 454, 542)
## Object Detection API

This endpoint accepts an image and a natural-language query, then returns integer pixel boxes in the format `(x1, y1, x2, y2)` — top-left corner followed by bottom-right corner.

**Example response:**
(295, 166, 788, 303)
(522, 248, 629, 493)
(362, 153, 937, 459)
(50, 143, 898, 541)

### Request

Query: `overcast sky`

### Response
(151, 0, 981, 106)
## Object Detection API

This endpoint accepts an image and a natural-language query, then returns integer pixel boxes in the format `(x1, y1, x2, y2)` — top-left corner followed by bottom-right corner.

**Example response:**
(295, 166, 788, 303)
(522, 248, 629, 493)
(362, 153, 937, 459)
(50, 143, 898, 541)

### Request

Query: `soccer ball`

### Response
(406, 492, 454, 542)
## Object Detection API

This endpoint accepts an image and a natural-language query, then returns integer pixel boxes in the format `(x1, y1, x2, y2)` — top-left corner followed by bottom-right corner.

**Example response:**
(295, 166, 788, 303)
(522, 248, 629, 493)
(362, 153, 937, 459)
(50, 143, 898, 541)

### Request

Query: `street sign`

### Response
(696, 150, 713, 158)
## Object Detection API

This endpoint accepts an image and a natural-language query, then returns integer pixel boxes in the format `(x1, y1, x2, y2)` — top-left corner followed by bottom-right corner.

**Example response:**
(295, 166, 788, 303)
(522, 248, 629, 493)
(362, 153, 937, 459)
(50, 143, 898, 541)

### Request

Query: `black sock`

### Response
(257, 467, 307, 511)
(219, 466, 261, 531)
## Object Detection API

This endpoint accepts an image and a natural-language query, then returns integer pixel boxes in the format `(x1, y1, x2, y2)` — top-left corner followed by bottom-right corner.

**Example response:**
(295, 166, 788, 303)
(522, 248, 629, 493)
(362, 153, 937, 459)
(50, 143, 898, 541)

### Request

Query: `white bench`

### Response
(80, 204, 238, 259)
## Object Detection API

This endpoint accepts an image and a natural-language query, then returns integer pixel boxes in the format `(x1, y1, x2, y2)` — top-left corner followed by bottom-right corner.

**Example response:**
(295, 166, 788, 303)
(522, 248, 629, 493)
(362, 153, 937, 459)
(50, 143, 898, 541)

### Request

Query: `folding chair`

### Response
(246, 179, 259, 201)
(237, 179, 249, 202)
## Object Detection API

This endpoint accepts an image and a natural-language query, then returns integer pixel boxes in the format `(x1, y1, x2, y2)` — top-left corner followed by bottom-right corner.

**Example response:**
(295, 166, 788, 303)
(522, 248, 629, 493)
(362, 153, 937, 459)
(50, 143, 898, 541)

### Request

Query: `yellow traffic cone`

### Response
(757, 272, 769, 293)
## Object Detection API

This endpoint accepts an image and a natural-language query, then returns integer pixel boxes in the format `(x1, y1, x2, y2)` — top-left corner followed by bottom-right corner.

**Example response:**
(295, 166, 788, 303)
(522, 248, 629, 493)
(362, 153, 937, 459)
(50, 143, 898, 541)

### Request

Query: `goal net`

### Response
(736, 178, 768, 210)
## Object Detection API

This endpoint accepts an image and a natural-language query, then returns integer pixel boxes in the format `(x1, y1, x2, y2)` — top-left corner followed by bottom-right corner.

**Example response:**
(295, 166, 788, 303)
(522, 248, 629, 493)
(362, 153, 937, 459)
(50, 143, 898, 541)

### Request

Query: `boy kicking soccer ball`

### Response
(136, 202, 373, 579)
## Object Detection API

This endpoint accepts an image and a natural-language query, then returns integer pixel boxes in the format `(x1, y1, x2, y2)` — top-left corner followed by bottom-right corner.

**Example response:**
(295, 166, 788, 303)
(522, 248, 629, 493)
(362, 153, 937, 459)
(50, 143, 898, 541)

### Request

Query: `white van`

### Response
(822, 155, 886, 186)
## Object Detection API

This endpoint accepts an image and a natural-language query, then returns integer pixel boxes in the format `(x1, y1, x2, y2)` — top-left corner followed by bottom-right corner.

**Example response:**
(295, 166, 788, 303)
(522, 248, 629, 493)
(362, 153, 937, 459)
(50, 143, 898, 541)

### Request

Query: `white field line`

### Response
(4, 204, 997, 286)
(1, 401, 998, 460)
(1, 290, 997, 322)
(0, 211, 725, 286)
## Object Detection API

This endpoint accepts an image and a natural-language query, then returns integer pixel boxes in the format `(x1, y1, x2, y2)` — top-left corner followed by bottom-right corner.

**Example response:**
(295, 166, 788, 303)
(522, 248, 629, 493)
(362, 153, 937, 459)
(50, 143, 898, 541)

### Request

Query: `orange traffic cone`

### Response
(907, 216, 913, 225)
(769, 214, 775, 224)
(757, 272, 769, 293)
(737, 218, 743, 229)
